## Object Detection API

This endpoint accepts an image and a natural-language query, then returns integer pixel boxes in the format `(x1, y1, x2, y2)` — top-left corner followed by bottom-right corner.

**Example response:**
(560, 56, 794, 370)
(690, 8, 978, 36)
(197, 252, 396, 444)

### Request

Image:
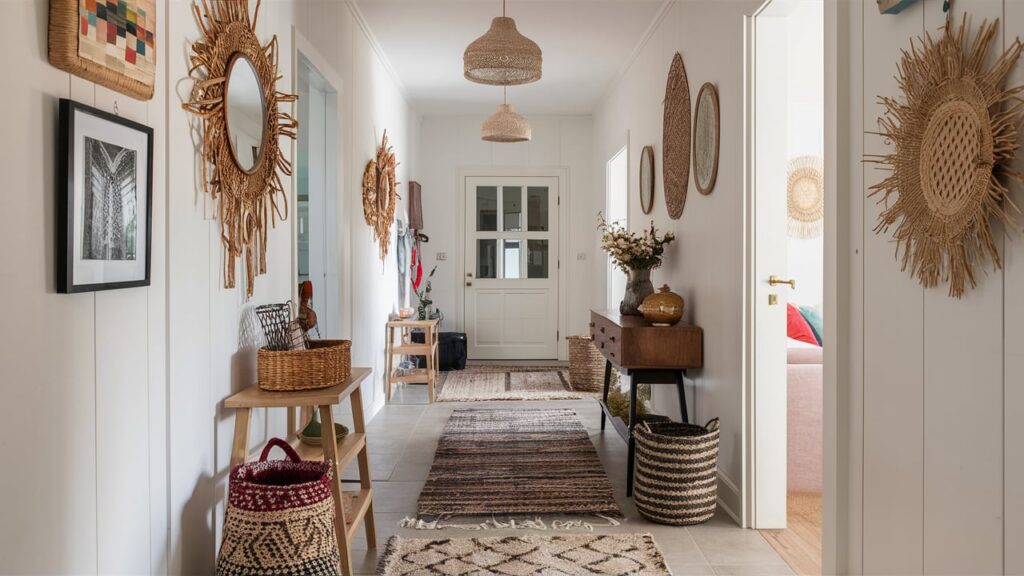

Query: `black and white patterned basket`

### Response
(633, 418, 720, 525)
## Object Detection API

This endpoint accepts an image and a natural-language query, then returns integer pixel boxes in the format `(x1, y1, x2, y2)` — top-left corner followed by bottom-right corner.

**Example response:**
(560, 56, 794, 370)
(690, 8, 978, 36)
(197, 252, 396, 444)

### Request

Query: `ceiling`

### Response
(353, 0, 667, 116)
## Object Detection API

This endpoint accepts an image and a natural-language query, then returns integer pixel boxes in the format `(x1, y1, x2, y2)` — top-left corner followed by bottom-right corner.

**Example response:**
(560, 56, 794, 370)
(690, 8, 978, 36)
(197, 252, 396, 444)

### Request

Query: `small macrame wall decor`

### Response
(183, 0, 297, 298)
(663, 52, 691, 220)
(787, 155, 824, 240)
(362, 131, 400, 261)
(869, 15, 1024, 298)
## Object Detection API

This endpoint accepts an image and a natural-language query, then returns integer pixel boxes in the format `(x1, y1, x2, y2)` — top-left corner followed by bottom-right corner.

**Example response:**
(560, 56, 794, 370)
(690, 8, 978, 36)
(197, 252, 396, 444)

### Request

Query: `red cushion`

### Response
(787, 303, 819, 345)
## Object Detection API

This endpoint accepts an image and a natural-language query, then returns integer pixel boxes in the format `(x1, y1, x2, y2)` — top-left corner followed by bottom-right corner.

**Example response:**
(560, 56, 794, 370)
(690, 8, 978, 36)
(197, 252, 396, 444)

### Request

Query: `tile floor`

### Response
(343, 385, 793, 575)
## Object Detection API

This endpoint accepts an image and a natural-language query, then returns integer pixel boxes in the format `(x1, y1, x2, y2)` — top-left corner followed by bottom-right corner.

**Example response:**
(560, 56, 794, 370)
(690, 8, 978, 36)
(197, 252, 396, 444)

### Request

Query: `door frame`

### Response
(290, 29, 351, 341)
(455, 166, 570, 361)
(742, 2, 841, 573)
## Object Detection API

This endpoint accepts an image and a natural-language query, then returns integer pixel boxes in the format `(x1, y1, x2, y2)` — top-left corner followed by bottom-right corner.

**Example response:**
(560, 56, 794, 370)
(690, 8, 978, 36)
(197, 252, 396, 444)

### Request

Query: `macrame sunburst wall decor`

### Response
(788, 155, 824, 240)
(362, 131, 399, 261)
(183, 0, 297, 298)
(869, 15, 1024, 298)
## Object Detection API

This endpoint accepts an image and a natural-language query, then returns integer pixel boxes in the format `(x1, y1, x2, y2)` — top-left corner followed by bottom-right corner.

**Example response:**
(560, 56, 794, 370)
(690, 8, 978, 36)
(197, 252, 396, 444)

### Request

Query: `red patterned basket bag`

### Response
(216, 438, 341, 576)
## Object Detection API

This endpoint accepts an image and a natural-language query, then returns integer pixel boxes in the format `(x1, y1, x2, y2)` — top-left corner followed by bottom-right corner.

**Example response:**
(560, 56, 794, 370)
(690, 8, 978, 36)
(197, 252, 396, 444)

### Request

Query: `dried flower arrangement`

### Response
(597, 213, 676, 273)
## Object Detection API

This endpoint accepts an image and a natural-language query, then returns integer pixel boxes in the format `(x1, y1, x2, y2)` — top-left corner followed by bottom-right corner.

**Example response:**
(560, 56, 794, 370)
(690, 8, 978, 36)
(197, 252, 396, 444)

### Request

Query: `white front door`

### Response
(464, 176, 559, 360)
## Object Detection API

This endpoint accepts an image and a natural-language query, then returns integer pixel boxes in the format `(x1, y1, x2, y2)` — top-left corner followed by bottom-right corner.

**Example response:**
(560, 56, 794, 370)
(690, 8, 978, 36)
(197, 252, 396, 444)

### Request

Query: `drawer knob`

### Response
(589, 321, 595, 328)
(600, 327, 605, 333)
(600, 342, 605, 349)
(609, 336, 616, 342)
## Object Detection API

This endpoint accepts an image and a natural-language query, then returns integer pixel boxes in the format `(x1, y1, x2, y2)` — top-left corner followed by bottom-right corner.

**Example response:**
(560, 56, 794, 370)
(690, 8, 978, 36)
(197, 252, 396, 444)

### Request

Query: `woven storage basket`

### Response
(217, 438, 340, 576)
(567, 336, 618, 392)
(257, 339, 352, 392)
(634, 418, 720, 525)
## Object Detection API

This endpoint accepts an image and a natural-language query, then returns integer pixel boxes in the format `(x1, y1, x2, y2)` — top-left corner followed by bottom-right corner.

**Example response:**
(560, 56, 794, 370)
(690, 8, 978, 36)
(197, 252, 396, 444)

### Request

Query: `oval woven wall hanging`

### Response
(663, 53, 691, 220)
(183, 0, 297, 298)
(869, 15, 1024, 298)
(363, 131, 399, 261)
(787, 155, 824, 240)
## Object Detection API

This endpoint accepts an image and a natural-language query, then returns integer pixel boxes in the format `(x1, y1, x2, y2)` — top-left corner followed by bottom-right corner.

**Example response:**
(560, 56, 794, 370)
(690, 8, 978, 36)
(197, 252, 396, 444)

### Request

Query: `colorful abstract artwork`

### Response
(49, 0, 156, 100)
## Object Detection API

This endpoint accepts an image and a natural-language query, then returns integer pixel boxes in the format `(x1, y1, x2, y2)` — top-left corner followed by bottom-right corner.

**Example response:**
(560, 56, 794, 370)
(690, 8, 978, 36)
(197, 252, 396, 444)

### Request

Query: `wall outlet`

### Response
(437, 252, 448, 261)
(577, 252, 587, 261)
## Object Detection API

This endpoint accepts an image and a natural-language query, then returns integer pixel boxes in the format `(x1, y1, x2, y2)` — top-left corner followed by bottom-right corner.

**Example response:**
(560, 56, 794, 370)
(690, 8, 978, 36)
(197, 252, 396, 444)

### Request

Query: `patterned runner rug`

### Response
(437, 365, 589, 402)
(379, 533, 670, 575)
(415, 408, 620, 521)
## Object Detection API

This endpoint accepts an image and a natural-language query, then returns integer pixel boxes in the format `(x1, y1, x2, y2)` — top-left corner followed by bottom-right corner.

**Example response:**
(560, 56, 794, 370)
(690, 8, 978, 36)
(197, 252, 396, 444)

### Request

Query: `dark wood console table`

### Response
(590, 310, 703, 496)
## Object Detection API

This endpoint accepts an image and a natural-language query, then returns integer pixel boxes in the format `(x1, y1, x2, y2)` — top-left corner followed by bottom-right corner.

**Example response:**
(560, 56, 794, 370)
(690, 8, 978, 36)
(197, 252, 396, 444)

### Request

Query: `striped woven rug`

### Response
(415, 408, 620, 520)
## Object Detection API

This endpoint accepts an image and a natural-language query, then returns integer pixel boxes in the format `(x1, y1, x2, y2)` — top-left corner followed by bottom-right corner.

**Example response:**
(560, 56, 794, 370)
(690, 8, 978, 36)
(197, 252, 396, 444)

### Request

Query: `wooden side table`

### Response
(590, 310, 703, 497)
(385, 319, 439, 402)
(225, 367, 376, 576)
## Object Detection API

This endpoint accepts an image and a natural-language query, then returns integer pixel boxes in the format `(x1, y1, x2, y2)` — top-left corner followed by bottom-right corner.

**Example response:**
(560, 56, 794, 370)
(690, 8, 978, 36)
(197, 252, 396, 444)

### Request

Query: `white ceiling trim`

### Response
(596, 0, 674, 110)
(343, 0, 413, 105)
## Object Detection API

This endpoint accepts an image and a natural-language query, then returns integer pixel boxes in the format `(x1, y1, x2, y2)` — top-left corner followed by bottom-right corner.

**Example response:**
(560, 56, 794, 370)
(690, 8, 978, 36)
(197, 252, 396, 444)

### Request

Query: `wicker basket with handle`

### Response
(566, 335, 618, 392)
(633, 418, 720, 525)
(257, 340, 352, 392)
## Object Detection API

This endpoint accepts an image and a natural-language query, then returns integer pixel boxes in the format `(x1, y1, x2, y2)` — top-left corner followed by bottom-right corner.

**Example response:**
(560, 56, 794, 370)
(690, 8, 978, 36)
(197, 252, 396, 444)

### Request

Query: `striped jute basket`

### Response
(257, 340, 352, 391)
(566, 336, 617, 392)
(633, 418, 720, 525)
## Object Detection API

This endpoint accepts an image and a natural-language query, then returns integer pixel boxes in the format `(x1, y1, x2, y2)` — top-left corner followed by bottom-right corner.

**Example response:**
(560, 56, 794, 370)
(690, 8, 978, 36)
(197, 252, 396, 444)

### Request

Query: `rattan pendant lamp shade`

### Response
(482, 87, 531, 142)
(464, 0, 542, 86)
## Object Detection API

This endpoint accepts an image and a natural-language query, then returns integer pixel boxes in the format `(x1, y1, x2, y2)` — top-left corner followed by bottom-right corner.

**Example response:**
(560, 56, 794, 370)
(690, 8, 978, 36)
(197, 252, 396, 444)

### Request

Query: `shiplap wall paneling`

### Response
(921, 3, 1005, 574)
(861, 0, 926, 573)
(1004, 2, 1024, 573)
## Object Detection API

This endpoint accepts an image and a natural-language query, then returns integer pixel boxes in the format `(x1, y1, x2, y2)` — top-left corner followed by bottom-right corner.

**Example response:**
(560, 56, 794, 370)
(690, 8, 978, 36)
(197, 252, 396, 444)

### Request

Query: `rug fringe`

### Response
(399, 514, 623, 531)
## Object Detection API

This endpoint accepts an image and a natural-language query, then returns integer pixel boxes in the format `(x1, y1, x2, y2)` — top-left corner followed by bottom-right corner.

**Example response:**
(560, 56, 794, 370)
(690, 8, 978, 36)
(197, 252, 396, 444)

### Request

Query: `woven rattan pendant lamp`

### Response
(464, 0, 542, 86)
(482, 87, 531, 142)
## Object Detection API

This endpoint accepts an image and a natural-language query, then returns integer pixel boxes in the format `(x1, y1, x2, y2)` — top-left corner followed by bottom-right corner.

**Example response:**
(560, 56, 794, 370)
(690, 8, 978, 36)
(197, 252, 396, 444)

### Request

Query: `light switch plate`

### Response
(437, 252, 447, 261)
(576, 252, 587, 261)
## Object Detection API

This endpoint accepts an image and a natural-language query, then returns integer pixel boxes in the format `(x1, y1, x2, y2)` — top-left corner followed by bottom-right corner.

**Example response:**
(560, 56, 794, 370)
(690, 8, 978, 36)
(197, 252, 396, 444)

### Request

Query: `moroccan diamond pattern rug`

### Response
(414, 408, 620, 523)
(437, 366, 589, 402)
(378, 533, 671, 575)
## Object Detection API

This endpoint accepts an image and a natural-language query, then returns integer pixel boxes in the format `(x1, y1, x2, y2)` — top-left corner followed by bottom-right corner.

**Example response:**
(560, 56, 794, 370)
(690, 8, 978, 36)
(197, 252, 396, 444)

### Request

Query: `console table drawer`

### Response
(590, 314, 622, 362)
(590, 309, 702, 369)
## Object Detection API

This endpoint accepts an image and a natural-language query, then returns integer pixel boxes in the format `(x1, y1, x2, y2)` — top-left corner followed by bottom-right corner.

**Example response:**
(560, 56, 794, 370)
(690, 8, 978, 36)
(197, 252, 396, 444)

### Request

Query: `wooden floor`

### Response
(760, 492, 822, 576)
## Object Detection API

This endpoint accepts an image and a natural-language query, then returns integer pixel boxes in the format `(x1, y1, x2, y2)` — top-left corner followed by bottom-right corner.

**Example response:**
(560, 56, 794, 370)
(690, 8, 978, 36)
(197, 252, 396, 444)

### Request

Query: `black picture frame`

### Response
(58, 98, 154, 293)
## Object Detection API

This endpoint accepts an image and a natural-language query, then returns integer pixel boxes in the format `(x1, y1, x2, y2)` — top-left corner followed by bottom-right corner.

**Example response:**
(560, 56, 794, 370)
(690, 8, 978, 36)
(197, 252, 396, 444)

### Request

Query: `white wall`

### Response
(592, 0, 760, 517)
(0, 0, 168, 573)
(166, 1, 418, 574)
(836, 0, 1023, 573)
(416, 115, 593, 356)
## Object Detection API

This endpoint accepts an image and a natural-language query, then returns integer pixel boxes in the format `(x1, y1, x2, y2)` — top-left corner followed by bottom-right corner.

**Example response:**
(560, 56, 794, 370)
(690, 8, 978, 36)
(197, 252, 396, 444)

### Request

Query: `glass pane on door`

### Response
(527, 240, 548, 278)
(477, 186, 498, 231)
(503, 187, 523, 231)
(527, 187, 549, 231)
(477, 239, 497, 278)
(503, 240, 522, 279)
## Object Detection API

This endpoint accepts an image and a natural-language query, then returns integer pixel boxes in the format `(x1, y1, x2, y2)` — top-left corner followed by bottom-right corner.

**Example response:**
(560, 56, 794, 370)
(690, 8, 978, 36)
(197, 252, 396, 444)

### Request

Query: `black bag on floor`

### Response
(412, 331, 467, 371)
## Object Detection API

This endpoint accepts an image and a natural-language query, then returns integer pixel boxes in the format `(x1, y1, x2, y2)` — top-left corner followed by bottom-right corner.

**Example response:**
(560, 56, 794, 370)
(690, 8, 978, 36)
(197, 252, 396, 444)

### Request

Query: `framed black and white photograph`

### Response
(58, 99, 153, 293)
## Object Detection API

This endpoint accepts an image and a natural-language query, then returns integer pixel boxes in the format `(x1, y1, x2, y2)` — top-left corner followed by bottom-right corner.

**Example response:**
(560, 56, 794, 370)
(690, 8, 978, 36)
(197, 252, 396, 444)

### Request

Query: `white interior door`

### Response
(465, 176, 559, 360)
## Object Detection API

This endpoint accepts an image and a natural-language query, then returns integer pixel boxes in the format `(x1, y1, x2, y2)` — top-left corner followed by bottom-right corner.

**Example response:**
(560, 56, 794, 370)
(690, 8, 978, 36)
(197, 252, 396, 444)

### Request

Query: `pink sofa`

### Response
(787, 344, 823, 493)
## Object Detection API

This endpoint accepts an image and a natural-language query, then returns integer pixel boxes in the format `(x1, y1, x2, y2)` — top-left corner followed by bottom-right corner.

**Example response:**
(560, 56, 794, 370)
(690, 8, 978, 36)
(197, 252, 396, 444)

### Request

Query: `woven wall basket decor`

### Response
(788, 155, 824, 240)
(183, 0, 297, 298)
(363, 131, 400, 261)
(663, 53, 691, 220)
(868, 15, 1024, 298)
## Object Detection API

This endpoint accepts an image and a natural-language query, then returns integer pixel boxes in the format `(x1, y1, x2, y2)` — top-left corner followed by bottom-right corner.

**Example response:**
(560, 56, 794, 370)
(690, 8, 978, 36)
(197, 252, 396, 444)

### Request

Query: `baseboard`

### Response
(717, 470, 743, 526)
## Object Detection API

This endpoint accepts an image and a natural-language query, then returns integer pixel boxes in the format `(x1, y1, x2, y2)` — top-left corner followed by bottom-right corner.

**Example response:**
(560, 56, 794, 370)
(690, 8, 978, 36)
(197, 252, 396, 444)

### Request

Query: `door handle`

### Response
(467, 273, 473, 277)
(769, 275, 796, 289)
(466, 281, 473, 287)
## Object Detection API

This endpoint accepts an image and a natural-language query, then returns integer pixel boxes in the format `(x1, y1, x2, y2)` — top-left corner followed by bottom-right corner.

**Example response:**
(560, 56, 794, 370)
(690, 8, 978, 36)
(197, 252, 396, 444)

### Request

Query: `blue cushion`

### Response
(798, 305, 824, 346)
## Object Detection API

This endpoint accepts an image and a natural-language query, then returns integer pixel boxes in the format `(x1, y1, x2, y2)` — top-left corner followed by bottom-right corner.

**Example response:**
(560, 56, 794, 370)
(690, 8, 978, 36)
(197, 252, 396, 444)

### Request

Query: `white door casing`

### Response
(464, 176, 559, 360)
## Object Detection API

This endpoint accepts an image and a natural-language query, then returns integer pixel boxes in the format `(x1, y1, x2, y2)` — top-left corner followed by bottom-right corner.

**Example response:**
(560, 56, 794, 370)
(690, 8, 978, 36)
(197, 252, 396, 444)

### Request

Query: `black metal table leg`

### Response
(675, 369, 689, 424)
(600, 360, 612, 431)
(626, 374, 639, 497)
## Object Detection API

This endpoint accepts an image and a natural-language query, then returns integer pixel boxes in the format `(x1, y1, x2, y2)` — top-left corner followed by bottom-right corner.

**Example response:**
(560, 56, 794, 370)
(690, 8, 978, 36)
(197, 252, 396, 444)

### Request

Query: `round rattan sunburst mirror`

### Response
(183, 0, 297, 298)
(363, 131, 399, 261)
(788, 155, 824, 240)
(870, 15, 1024, 298)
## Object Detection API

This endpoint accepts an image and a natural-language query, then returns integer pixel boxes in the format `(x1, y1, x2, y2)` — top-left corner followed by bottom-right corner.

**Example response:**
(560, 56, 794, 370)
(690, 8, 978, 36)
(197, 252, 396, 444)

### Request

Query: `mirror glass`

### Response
(225, 56, 266, 172)
(694, 84, 719, 194)
(640, 146, 654, 214)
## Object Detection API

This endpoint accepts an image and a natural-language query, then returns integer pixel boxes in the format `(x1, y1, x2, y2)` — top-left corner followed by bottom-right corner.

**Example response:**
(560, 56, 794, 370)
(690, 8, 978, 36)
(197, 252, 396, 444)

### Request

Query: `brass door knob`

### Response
(769, 275, 796, 289)
(466, 281, 473, 287)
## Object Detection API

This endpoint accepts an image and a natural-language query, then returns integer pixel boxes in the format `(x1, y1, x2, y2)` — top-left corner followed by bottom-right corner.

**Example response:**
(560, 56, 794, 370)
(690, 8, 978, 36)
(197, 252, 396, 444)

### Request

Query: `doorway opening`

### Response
(463, 175, 560, 360)
(295, 49, 342, 339)
(605, 145, 628, 310)
(747, 0, 824, 574)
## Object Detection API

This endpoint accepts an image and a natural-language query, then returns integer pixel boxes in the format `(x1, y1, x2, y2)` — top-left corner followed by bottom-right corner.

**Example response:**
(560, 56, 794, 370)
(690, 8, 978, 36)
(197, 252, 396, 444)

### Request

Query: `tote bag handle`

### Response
(259, 437, 302, 463)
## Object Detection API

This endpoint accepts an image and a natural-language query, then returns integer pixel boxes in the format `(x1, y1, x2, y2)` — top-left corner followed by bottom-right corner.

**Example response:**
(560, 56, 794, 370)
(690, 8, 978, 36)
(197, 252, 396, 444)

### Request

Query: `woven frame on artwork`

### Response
(49, 0, 157, 100)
